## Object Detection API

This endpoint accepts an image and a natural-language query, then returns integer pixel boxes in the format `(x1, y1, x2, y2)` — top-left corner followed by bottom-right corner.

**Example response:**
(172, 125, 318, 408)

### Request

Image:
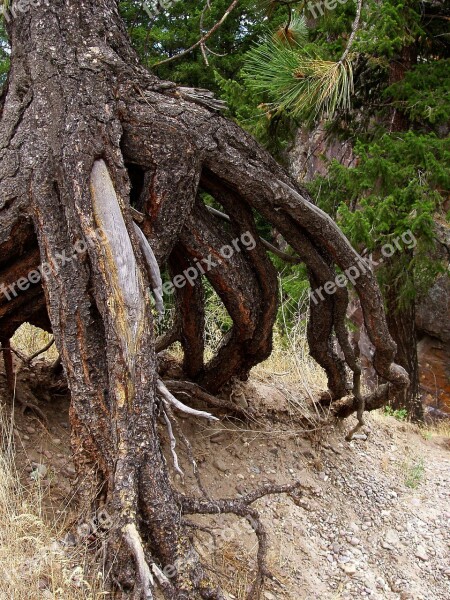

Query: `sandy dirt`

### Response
(1, 359, 449, 600)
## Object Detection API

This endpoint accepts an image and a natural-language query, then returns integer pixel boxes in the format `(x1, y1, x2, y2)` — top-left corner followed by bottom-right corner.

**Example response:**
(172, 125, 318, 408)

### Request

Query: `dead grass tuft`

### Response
(0, 407, 106, 600)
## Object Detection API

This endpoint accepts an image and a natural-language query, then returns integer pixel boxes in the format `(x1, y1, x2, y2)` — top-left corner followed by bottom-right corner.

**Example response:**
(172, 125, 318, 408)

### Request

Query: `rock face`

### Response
(288, 122, 355, 182)
(416, 273, 450, 414)
(416, 263, 450, 345)
(416, 221, 450, 414)
(288, 128, 450, 413)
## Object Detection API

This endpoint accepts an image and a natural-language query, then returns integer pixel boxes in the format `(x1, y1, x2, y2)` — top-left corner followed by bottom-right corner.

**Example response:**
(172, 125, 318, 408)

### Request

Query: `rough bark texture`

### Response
(0, 1, 409, 598)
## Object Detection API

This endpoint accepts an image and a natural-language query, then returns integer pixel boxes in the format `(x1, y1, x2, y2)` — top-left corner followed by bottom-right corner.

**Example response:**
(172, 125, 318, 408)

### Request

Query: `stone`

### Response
(213, 458, 229, 473)
(341, 563, 356, 576)
(63, 465, 76, 478)
(385, 529, 399, 546)
(210, 432, 227, 443)
(415, 545, 429, 561)
(31, 463, 47, 479)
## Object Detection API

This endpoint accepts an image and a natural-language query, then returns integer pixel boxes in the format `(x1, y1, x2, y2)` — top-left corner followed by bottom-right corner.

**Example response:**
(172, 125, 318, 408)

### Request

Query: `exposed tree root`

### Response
(180, 482, 303, 599)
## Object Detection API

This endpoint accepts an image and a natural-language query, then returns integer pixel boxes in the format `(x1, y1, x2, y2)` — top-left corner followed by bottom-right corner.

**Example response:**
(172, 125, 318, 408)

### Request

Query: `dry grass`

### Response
(0, 407, 106, 600)
(12, 323, 58, 362)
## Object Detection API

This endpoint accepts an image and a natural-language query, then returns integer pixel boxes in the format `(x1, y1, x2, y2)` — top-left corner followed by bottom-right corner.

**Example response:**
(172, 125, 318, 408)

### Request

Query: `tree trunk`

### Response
(0, 1, 410, 597)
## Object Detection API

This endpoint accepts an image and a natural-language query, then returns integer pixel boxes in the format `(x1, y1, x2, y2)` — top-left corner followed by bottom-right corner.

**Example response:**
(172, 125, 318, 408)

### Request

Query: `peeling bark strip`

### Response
(90, 160, 145, 374)
(0, 0, 410, 598)
(133, 222, 164, 319)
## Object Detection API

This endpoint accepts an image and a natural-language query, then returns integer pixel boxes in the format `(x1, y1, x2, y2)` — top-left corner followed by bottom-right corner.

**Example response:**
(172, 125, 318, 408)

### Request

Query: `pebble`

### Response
(31, 463, 47, 479)
(213, 458, 229, 473)
(341, 563, 356, 576)
(415, 545, 429, 561)
(210, 432, 227, 444)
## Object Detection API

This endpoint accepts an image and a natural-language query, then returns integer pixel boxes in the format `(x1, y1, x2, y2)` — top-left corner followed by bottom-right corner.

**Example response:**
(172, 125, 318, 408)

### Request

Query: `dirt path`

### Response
(1, 367, 449, 599)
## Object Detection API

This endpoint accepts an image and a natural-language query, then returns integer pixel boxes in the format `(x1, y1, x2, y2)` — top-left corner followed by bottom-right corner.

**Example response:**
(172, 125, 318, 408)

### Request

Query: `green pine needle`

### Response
(243, 37, 354, 122)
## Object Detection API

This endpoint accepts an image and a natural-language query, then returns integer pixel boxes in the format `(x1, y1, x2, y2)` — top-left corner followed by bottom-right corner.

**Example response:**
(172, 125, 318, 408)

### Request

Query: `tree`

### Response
(0, 1, 409, 598)
(243, 0, 449, 420)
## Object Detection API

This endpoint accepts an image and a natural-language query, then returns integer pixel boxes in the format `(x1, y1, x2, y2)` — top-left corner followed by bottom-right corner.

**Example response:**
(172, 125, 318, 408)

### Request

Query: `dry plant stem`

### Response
(26, 337, 55, 363)
(164, 402, 211, 499)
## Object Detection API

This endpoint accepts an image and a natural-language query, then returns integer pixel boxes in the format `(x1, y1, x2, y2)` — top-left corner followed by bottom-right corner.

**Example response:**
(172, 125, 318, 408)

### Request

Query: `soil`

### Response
(1, 357, 449, 600)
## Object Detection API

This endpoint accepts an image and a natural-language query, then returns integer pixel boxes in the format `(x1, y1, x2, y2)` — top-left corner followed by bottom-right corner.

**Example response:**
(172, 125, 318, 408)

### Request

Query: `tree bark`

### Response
(0, 1, 410, 597)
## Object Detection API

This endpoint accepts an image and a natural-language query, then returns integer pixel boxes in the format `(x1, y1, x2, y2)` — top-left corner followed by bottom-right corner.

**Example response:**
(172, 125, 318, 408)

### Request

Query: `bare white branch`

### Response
(123, 523, 154, 600)
(133, 222, 165, 319)
(162, 407, 184, 478)
(157, 379, 219, 421)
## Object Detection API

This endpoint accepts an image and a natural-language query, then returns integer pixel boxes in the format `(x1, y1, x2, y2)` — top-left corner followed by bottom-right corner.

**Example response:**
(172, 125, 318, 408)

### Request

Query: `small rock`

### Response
(210, 432, 227, 444)
(264, 593, 276, 600)
(415, 545, 428, 561)
(385, 529, 399, 546)
(63, 465, 76, 478)
(213, 458, 229, 473)
(341, 563, 356, 576)
(62, 532, 77, 547)
(38, 578, 50, 591)
(31, 463, 47, 479)
(26, 426, 36, 434)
